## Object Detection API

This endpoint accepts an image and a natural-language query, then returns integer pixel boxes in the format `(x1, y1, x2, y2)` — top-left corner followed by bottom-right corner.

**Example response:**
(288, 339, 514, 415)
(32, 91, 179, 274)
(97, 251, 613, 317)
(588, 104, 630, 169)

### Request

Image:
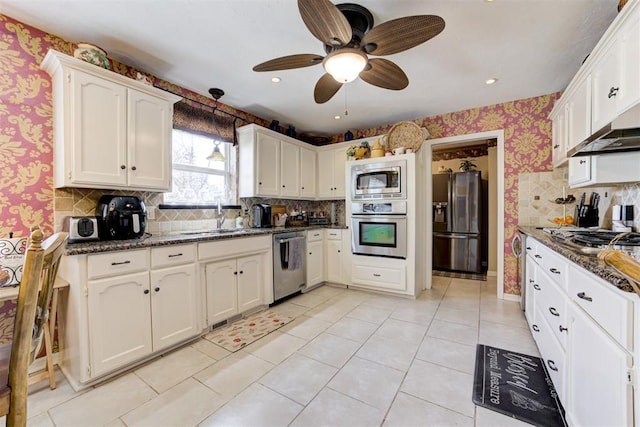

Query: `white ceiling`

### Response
(3, 0, 619, 136)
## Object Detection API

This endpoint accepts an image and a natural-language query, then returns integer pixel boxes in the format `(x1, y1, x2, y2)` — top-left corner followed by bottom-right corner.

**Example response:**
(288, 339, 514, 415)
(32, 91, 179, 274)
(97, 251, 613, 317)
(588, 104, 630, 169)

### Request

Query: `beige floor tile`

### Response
(49, 373, 157, 426)
(103, 418, 127, 427)
(259, 354, 337, 405)
(384, 392, 474, 426)
(401, 359, 475, 417)
(416, 336, 477, 374)
(191, 337, 232, 361)
(356, 334, 419, 371)
(200, 383, 302, 427)
(134, 346, 215, 393)
(479, 321, 539, 356)
(480, 299, 529, 329)
(27, 369, 87, 419)
(307, 284, 347, 299)
(304, 299, 356, 322)
(328, 356, 404, 410)
(244, 330, 307, 364)
(363, 294, 405, 310)
(375, 318, 429, 344)
(439, 295, 481, 311)
(325, 316, 379, 342)
(475, 406, 534, 426)
(427, 319, 479, 345)
(25, 412, 55, 427)
(121, 378, 226, 426)
(194, 351, 274, 397)
(270, 300, 310, 318)
(389, 304, 437, 325)
(287, 291, 330, 308)
(435, 306, 480, 327)
(346, 304, 392, 325)
(431, 275, 452, 288)
(297, 332, 361, 368)
(290, 388, 385, 427)
(279, 315, 332, 340)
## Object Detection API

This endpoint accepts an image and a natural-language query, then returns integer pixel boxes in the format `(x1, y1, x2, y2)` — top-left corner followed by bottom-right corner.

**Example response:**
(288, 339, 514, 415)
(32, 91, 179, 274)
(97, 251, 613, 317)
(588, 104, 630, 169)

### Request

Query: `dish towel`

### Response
(287, 238, 303, 271)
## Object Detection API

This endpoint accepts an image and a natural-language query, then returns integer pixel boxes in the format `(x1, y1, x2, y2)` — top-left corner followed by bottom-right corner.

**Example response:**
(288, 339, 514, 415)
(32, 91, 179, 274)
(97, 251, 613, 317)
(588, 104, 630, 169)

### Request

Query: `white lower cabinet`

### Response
(306, 230, 324, 287)
(566, 302, 633, 427)
(325, 229, 350, 285)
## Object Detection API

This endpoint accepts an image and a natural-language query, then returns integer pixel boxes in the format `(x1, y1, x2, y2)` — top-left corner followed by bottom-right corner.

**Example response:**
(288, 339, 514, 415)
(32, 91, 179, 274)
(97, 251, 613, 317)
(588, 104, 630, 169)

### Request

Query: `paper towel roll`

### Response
(612, 204, 622, 221)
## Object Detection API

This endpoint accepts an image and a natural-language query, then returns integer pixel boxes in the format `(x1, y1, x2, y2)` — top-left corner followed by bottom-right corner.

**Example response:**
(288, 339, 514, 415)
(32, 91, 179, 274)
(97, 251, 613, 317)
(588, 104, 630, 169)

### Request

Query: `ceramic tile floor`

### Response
(22, 276, 538, 427)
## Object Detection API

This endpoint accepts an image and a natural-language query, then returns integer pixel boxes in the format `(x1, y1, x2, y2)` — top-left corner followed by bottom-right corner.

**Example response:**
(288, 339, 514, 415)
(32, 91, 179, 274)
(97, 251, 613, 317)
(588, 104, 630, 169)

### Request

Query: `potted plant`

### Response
(459, 159, 477, 172)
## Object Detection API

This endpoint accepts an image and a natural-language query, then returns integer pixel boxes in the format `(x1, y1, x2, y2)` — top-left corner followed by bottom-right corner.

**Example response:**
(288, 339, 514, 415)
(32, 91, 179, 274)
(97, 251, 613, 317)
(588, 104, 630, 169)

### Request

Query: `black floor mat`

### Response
(472, 344, 567, 427)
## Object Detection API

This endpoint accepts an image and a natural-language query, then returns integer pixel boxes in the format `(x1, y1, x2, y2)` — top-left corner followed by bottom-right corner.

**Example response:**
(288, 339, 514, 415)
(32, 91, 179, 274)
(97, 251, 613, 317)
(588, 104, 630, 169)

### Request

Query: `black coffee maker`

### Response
(96, 195, 147, 240)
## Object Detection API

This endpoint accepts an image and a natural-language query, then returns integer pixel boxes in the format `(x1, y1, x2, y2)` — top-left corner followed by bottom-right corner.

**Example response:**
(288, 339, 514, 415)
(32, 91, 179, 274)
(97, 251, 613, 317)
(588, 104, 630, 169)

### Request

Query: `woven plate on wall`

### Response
(386, 121, 427, 152)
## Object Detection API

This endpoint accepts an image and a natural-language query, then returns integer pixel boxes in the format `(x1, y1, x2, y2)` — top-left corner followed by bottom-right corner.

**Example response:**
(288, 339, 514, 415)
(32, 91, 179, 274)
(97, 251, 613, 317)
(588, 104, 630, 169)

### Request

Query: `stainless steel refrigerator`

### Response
(432, 171, 487, 274)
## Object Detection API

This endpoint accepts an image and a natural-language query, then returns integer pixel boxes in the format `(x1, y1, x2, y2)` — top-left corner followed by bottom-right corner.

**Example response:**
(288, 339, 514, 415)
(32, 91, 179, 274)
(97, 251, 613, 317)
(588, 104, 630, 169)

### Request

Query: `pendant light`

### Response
(206, 87, 226, 162)
(207, 140, 225, 162)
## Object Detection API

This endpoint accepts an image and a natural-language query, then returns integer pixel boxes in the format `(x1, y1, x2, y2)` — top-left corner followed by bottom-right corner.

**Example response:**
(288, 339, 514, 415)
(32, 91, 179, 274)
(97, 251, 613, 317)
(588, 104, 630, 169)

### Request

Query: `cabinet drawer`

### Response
(535, 273, 569, 349)
(325, 229, 341, 240)
(151, 244, 195, 268)
(532, 243, 568, 291)
(568, 265, 633, 350)
(534, 305, 566, 402)
(352, 263, 406, 291)
(198, 235, 271, 260)
(88, 249, 149, 280)
(307, 230, 324, 242)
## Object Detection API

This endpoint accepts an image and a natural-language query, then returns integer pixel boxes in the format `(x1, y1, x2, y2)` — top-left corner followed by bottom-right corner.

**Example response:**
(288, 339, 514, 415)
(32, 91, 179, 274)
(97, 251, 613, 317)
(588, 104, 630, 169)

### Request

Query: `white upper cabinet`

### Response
(300, 146, 317, 198)
(41, 49, 180, 191)
(566, 76, 592, 151)
(591, 41, 621, 132)
(280, 140, 300, 197)
(317, 146, 347, 199)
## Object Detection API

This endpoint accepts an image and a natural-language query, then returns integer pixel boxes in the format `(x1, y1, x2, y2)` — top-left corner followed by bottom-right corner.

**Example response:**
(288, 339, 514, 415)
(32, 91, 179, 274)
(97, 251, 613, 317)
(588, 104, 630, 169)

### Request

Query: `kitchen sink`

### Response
(178, 229, 257, 236)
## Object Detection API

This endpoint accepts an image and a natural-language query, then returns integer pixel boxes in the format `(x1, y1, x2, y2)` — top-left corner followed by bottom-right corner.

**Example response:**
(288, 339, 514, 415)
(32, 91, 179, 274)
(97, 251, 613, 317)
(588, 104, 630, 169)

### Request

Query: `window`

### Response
(163, 129, 236, 205)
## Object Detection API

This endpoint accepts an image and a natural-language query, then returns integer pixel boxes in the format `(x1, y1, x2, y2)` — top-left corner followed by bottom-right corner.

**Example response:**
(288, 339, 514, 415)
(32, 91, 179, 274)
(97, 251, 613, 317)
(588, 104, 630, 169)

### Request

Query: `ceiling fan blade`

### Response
(362, 15, 445, 56)
(298, 0, 352, 47)
(314, 73, 343, 104)
(253, 54, 324, 71)
(360, 59, 409, 90)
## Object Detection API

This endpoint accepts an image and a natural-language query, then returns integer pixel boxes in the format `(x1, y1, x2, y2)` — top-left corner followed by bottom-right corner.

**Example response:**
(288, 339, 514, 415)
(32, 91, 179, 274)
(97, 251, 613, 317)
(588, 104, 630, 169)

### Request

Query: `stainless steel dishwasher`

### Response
(273, 231, 306, 301)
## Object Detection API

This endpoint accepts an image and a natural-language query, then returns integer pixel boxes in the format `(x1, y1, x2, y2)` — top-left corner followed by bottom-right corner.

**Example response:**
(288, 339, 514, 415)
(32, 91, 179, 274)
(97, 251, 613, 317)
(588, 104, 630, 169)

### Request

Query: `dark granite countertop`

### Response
(65, 224, 348, 256)
(517, 225, 635, 293)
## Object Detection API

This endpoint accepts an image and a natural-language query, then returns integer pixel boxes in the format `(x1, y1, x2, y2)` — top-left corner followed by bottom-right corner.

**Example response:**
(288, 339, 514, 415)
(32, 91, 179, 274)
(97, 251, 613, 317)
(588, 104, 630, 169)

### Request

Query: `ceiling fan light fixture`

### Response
(323, 48, 368, 83)
(271, 76, 281, 83)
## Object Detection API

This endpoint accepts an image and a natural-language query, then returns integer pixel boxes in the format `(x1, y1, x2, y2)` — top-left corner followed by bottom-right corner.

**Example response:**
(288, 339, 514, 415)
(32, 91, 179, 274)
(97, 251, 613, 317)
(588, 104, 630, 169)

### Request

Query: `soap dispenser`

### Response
(235, 211, 244, 229)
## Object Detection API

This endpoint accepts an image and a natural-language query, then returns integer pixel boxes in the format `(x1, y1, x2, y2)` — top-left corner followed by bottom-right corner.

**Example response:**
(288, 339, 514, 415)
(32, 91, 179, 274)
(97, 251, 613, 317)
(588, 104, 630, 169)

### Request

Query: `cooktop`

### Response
(542, 228, 640, 259)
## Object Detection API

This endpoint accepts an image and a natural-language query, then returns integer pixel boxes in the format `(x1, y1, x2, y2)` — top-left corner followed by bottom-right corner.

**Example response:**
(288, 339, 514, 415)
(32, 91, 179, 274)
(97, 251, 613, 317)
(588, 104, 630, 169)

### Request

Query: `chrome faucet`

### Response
(216, 200, 224, 229)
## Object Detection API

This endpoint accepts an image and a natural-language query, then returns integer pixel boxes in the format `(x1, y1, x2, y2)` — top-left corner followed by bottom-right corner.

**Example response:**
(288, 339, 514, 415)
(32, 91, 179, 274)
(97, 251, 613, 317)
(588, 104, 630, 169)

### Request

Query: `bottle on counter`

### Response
(235, 211, 244, 229)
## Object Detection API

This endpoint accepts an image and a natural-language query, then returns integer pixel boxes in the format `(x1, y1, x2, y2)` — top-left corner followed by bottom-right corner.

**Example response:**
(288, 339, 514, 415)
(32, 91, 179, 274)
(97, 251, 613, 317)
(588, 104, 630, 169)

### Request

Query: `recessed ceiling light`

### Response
(485, 78, 498, 85)
(334, 115, 341, 120)
(271, 77, 281, 83)
(485, 0, 495, 2)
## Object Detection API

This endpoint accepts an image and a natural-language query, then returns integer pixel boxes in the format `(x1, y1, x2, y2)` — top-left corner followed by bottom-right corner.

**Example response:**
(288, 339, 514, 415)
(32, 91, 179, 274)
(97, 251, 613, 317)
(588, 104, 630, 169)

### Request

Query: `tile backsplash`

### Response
(519, 169, 640, 231)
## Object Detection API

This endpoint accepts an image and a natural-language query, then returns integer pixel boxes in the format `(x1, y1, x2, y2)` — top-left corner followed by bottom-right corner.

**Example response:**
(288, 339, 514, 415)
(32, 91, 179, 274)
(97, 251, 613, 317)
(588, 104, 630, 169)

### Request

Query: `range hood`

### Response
(568, 104, 640, 157)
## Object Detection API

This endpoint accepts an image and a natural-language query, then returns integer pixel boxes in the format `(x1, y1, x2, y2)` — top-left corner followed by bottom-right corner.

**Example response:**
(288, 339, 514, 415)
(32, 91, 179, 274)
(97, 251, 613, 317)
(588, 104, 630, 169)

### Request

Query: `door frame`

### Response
(422, 129, 505, 299)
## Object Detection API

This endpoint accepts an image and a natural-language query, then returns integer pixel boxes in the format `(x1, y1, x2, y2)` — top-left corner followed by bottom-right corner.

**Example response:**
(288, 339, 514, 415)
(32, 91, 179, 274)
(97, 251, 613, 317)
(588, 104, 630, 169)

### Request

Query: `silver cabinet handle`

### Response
(577, 292, 593, 302)
(548, 307, 560, 317)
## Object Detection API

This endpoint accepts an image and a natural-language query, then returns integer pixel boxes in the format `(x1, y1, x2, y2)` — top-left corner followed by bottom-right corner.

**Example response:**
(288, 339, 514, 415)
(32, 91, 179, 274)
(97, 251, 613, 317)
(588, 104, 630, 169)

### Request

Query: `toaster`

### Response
(64, 216, 100, 243)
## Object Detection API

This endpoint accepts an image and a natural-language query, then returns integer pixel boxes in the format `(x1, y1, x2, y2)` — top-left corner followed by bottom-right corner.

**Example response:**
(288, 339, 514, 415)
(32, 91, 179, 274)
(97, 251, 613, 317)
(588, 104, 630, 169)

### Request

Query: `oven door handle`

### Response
(433, 232, 477, 239)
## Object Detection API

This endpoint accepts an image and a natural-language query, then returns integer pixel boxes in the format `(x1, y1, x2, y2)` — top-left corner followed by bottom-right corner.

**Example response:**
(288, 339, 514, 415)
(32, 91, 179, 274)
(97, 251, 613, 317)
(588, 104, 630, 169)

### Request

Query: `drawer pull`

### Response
(547, 360, 558, 372)
(534, 254, 542, 259)
(373, 273, 381, 277)
(526, 246, 532, 250)
(111, 260, 131, 266)
(528, 278, 534, 283)
(167, 253, 183, 258)
(608, 86, 619, 98)
(239, 270, 244, 274)
(577, 292, 593, 302)
(154, 287, 160, 292)
(234, 271, 238, 275)
(549, 268, 561, 275)
(548, 307, 560, 317)
(532, 324, 540, 332)
(143, 289, 150, 295)
(533, 284, 541, 291)
(559, 325, 568, 333)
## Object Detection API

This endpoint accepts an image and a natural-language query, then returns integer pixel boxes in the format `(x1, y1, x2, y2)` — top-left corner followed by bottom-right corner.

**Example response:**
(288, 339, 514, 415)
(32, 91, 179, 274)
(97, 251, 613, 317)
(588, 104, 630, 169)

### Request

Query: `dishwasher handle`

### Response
(278, 236, 306, 244)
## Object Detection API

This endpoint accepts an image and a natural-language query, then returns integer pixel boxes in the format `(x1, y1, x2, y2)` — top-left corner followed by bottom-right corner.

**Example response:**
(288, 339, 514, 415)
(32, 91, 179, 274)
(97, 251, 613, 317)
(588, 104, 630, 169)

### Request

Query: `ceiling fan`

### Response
(253, 0, 445, 104)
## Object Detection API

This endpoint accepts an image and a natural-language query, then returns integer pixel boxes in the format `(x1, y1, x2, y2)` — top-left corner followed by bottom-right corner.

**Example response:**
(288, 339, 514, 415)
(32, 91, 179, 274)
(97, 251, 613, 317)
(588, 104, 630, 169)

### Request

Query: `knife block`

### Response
(574, 206, 599, 227)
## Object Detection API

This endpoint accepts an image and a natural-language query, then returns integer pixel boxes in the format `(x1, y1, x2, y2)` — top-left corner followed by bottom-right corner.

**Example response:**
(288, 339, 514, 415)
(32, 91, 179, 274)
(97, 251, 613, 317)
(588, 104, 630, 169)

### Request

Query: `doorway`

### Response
(422, 130, 505, 299)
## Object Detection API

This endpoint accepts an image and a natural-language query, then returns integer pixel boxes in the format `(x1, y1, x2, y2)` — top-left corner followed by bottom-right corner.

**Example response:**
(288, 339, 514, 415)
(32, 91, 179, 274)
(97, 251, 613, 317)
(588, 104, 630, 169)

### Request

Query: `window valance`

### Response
(173, 100, 237, 144)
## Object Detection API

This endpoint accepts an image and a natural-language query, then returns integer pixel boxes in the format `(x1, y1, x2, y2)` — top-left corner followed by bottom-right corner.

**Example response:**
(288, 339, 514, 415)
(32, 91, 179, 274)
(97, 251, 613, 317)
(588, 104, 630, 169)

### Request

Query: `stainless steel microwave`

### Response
(351, 159, 406, 200)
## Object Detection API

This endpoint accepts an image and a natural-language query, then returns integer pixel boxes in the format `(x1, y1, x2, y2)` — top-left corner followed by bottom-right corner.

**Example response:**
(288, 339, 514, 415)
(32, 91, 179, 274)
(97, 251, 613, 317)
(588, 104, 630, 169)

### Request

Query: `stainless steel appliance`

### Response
(351, 159, 406, 200)
(432, 171, 487, 274)
(95, 195, 147, 240)
(545, 229, 640, 260)
(512, 231, 526, 310)
(351, 201, 407, 259)
(273, 231, 306, 301)
(64, 216, 99, 243)
(252, 204, 272, 228)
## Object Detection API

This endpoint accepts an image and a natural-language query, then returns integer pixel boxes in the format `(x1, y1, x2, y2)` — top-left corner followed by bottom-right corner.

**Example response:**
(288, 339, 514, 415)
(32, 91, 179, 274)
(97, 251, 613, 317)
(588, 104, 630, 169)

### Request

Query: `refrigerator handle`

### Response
(447, 173, 453, 232)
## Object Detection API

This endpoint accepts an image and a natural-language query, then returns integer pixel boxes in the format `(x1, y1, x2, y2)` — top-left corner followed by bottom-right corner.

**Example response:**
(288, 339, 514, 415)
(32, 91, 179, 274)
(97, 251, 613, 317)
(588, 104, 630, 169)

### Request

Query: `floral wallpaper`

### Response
(331, 94, 561, 295)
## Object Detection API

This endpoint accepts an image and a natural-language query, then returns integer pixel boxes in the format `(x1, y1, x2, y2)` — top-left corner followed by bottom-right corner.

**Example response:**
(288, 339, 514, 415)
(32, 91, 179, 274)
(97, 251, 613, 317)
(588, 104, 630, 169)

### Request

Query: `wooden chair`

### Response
(0, 227, 67, 426)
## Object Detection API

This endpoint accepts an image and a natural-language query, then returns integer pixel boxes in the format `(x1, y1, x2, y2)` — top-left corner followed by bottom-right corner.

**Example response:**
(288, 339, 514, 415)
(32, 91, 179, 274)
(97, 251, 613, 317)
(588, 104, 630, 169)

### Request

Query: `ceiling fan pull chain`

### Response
(344, 85, 349, 116)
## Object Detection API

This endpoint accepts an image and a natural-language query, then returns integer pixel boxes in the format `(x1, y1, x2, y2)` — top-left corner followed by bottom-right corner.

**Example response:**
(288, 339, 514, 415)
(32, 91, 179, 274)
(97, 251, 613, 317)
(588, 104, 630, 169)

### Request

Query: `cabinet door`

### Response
(568, 156, 591, 187)
(300, 146, 317, 198)
(566, 76, 592, 150)
(306, 240, 324, 286)
(280, 141, 300, 197)
(591, 43, 620, 132)
(70, 69, 128, 187)
(325, 239, 343, 284)
(524, 255, 536, 324)
(150, 264, 198, 351)
(317, 150, 335, 198)
(566, 303, 632, 427)
(127, 89, 172, 191)
(88, 271, 151, 377)
(237, 254, 263, 314)
(551, 109, 567, 168)
(618, 12, 640, 113)
(333, 147, 347, 197)
(256, 132, 280, 196)
(205, 259, 238, 325)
